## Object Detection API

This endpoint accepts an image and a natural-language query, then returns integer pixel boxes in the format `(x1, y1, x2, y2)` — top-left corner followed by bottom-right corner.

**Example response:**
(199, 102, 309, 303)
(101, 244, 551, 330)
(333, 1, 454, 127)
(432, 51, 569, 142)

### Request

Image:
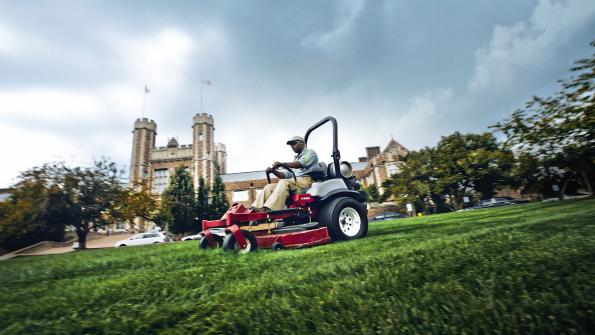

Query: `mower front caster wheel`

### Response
(198, 234, 223, 249)
(222, 230, 258, 253)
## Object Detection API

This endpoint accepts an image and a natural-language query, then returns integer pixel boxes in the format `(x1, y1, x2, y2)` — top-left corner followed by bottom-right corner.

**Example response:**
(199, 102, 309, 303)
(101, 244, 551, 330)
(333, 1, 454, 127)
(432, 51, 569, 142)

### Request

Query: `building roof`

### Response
(383, 137, 409, 155)
(220, 170, 268, 183)
(221, 161, 367, 183)
(351, 161, 368, 171)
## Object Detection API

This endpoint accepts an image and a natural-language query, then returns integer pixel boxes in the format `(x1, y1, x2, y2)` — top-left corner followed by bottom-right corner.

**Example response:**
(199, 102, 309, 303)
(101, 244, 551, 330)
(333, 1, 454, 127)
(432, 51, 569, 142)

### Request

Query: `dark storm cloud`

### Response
(0, 0, 594, 187)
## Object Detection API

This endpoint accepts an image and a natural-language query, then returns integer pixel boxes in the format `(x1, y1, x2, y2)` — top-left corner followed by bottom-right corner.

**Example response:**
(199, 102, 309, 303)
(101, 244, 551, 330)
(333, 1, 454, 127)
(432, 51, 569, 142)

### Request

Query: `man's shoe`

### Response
(250, 206, 268, 213)
(250, 206, 272, 213)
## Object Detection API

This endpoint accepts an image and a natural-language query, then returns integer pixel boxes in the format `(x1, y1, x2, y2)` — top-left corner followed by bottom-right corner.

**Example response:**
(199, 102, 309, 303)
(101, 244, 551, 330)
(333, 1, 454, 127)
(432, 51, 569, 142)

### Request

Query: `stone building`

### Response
(129, 114, 227, 192)
(356, 138, 409, 194)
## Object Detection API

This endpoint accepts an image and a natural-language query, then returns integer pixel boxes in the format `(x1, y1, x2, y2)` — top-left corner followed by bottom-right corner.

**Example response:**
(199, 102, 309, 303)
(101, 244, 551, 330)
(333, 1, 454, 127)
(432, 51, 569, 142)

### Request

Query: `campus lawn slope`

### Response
(1, 199, 594, 334)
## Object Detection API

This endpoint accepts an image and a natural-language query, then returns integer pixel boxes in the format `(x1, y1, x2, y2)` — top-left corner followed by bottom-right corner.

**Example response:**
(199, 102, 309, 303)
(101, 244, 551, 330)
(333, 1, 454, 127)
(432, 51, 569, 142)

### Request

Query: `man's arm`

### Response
(266, 167, 285, 179)
(268, 160, 304, 179)
(273, 161, 303, 169)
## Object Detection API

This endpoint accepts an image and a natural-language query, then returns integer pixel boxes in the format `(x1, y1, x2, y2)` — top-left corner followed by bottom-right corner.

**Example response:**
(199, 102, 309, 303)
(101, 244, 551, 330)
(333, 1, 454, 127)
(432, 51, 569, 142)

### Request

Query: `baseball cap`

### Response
(286, 136, 304, 145)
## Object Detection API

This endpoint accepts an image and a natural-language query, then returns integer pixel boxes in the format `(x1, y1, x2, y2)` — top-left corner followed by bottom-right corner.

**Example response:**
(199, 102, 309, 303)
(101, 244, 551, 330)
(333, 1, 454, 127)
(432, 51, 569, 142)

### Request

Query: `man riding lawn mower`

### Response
(199, 116, 368, 253)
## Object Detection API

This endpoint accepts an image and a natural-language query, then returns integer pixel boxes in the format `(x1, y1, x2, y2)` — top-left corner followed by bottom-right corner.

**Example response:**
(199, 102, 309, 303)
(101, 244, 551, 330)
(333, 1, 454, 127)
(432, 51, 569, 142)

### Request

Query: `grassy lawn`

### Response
(1, 198, 594, 334)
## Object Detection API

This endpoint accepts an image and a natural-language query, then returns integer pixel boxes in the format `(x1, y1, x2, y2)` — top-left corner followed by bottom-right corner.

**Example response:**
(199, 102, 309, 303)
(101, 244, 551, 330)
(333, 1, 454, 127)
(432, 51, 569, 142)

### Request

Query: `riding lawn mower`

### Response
(198, 116, 368, 253)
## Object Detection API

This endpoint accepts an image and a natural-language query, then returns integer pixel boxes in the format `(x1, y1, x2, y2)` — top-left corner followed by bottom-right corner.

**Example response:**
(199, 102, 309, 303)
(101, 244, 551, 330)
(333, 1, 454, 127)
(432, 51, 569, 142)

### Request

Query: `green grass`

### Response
(1, 199, 594, 334)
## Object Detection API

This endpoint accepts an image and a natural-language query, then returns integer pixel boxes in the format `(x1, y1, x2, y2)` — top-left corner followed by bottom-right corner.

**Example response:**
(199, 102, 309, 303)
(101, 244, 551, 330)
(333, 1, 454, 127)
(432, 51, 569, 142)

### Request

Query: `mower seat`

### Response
(309, 162, 328, 181)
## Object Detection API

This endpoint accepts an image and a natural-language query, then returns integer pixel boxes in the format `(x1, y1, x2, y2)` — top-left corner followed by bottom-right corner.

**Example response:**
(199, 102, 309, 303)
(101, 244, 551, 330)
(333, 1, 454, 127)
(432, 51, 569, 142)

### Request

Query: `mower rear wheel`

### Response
(320, 197, 368, 241)
(198, 234, 223, 249)
(222, 230, 258, 253)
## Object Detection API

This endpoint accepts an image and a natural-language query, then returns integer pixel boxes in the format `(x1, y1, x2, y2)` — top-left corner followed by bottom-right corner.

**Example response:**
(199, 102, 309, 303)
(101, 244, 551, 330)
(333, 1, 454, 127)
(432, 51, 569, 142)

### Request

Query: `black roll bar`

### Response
(303, 116, 341, 179)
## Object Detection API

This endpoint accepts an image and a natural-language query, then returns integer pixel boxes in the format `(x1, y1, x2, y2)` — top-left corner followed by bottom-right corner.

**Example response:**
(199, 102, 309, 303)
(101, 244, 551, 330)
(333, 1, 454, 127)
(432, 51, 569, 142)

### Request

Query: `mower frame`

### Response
(199, 116, 367, 252)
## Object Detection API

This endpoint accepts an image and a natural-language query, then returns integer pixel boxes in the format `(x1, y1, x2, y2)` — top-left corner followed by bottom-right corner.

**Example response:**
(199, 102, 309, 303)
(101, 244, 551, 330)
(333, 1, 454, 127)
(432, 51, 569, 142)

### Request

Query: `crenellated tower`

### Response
(192, 113, 216, 188)
(215, 143, 227, 175)
(129, 118, 157, 185)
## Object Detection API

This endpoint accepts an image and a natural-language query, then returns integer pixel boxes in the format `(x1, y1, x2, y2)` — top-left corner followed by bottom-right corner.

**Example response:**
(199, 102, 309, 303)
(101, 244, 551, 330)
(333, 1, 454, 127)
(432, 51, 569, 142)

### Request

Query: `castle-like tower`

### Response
(192, 113, 215, 189)
(129, 114, 226, 193)
(129, 118, 157, 183)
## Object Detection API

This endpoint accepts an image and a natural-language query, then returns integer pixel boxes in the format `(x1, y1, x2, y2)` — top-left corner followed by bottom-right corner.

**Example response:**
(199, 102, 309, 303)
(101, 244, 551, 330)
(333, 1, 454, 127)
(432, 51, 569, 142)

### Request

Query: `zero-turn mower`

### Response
(198, 116, 368, 253)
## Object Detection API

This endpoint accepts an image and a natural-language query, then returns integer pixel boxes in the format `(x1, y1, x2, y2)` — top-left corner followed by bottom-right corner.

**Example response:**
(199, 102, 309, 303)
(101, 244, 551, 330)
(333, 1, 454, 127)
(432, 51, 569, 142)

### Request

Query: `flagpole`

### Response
(200, 79, 211, 114)
(142, 84, 150, 118)
(142, 92, 147, 118)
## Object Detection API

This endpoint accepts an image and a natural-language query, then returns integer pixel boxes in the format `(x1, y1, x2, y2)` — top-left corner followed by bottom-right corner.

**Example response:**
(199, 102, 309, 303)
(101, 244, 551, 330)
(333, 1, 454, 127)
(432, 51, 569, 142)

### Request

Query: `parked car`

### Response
(181, 233, 202, 241)
(181, 228, 225, 241)
(114, 232, 170, 247)
(462, 197, 529, 211)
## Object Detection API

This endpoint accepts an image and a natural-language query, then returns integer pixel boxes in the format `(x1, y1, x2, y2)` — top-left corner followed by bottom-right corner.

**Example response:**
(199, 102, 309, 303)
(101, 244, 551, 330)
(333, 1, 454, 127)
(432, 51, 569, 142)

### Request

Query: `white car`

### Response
(114, 232, 170, 247)
(182, 233, 203, 241)
(181, 228, 225, 241)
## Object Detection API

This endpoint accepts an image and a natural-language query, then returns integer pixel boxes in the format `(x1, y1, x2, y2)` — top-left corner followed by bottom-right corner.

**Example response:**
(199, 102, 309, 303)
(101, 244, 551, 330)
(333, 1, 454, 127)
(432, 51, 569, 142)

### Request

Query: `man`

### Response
(251, 136, 319, 212)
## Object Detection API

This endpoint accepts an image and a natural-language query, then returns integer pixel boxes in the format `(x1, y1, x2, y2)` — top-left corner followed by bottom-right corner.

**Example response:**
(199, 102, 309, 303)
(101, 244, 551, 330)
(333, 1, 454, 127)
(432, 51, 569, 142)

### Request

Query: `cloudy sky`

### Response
(0, 0, 594, 188)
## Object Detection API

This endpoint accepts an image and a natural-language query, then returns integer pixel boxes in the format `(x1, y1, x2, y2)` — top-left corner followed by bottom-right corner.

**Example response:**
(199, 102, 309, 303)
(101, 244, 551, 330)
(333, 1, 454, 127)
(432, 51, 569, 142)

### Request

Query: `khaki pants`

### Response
(252, 176, 313, 211)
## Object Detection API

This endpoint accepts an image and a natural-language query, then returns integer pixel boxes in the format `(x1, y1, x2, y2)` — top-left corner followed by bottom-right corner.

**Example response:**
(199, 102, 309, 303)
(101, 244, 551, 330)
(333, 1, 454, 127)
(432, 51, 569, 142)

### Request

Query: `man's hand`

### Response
(272, 161, 282, 169)
(265, 167, 274, 174)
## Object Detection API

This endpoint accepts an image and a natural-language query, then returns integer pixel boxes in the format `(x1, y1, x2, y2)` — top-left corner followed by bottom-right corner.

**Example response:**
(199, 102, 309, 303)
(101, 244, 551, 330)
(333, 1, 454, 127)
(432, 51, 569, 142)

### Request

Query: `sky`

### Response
(0, 0, 594, 188)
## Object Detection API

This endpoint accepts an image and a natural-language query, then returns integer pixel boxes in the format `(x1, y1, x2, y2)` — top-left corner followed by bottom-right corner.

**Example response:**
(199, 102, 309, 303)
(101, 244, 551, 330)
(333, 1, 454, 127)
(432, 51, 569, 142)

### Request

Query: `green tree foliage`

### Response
(195, 177, 209, 229)
(432, 132, 515, 209)
(0, 166, 65, 251)
(153, 199, 173, 233)
(386, 148, 438, 214)
(208, 175, 229, 220)
(387, 133, 515, 212)
(365, 184, 382, 203)
(122, 180, 159, 223)
(43, 184, 75, 241)
(492, 41, 595, 196)
(162, 167, 196, 235)
(56, 160, 127, 249)
(0, 160, 128, 251)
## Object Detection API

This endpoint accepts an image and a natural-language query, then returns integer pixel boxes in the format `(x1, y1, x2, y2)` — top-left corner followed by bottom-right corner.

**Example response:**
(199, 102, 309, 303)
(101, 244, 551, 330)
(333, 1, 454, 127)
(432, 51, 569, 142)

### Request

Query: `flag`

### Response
(201, 79, 212, 86)
(144, 85, 151, 94)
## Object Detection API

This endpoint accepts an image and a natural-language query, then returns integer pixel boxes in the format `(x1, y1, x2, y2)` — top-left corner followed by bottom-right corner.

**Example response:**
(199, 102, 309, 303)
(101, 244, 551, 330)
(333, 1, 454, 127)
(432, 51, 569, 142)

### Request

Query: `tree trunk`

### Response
(420, 196, 428, 215)
(76, 228, 87, 250)
(560, 177, 571, 200)
(581, 170, 593, 194)
(447, 194, 456, 212)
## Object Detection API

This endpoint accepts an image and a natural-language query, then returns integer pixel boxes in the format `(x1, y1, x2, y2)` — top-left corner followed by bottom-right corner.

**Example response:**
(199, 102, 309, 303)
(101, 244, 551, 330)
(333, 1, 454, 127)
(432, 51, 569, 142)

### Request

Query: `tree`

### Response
(432, 132, 515, 210)
(208, 175, 229, 220)
(0, 160, 127, 251)
(0, 165, 64, 251)
(492, 41, 595, 196)
(56, 160, 127, 249)
(365, 184, 382, 203)
(387, 148, 441, 214)
(386, 133, 515, 212)
(195, 177, 209, 230)
(121, 180, 160, 227)
(153, 199, 173, 233)
(162, 167, 195, 235)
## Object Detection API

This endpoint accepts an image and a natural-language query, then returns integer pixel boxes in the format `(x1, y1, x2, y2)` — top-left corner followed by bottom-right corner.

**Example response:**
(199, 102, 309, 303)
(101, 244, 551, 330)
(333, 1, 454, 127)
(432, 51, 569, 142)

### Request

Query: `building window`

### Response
(232, 190, 249, 202)
(152, 169, 169, 194)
